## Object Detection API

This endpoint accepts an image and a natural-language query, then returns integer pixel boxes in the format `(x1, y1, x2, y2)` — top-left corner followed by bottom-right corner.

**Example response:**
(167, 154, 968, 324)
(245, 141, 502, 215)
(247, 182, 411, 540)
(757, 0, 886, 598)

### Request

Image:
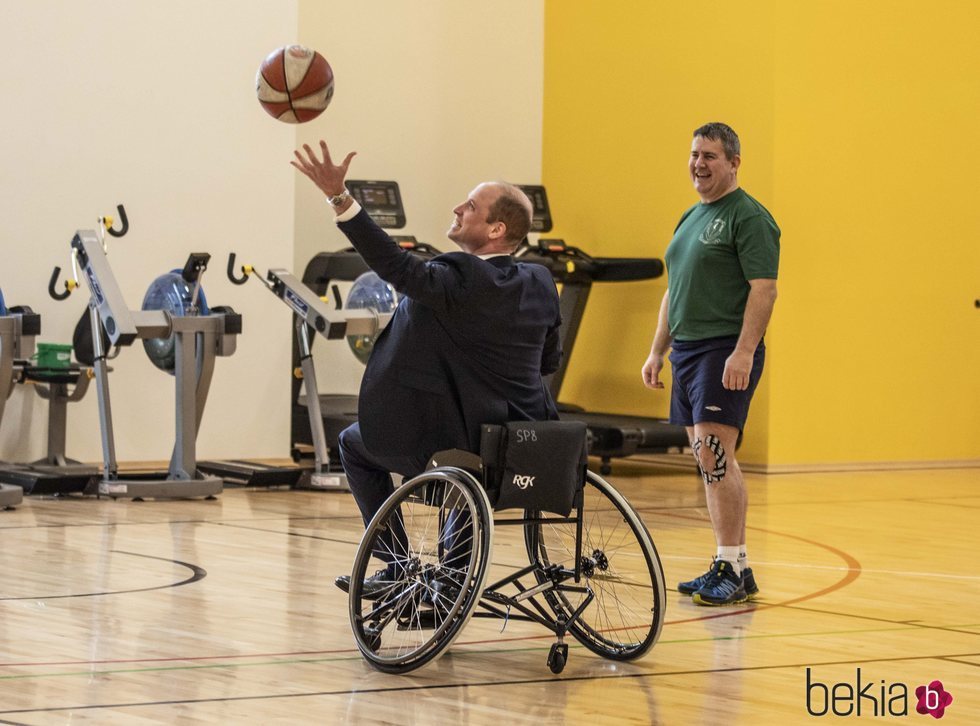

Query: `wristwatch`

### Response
(327, 189, 351, 206)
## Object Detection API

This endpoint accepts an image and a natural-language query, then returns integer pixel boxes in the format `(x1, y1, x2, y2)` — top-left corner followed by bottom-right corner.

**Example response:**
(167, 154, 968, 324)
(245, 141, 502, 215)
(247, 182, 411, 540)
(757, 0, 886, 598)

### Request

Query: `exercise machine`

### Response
(215, 252, 395, 489)
(0, 292, 34, 508)
(290, 180, 440, 480)
(0, 289, 95, 496)
(516, 185, 689, 473)
(0, 368, 99, 496)
(0, 281, 101, 495)
(50, 208, 241, 499)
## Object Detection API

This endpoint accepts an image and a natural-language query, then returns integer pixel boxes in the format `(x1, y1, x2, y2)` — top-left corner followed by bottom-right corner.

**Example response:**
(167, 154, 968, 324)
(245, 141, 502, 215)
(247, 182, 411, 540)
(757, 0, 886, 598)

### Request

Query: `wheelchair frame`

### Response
(347, 464, 666, 675)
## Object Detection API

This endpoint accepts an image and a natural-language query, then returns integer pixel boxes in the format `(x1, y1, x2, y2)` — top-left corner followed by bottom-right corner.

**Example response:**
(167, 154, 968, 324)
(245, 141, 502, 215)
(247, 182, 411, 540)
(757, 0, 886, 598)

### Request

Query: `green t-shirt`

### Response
(665, 188, 780, 341)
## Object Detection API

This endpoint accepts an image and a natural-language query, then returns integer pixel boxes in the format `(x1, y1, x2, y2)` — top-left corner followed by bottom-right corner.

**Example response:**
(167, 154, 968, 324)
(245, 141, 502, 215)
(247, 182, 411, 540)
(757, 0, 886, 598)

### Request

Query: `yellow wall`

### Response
(543, 1, 980, 467)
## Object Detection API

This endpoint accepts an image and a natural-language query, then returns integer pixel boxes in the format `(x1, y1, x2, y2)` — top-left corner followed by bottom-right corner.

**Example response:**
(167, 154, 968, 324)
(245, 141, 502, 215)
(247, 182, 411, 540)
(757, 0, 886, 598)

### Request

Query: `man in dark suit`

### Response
(292, 141, 562, 595)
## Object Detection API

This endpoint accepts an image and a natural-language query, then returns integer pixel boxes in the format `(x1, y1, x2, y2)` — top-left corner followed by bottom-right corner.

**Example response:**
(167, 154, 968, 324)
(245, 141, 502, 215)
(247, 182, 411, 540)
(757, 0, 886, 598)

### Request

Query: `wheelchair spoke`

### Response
(349, 469, 492, 673)
(525, 472, 665, 660)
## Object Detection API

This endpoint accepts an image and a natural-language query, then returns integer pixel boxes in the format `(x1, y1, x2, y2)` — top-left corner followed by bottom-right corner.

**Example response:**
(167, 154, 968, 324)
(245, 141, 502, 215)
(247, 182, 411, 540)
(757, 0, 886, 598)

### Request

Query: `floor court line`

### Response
(769, 603, 980, 636)
(4, 650, 980, 718)
(10, 619, 975, 674)
(660, 555, 980, 582)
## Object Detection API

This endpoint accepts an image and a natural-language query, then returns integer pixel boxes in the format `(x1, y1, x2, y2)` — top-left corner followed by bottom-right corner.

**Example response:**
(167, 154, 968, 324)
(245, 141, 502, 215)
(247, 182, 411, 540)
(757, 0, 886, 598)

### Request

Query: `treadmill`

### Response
(291, 180, 440, 473)
(516, 185, 689, 474)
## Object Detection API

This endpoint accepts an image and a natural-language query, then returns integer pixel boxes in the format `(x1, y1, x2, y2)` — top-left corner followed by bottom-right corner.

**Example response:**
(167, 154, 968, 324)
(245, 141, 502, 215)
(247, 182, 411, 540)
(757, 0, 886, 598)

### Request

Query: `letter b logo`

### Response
(806, 669, 829, 716)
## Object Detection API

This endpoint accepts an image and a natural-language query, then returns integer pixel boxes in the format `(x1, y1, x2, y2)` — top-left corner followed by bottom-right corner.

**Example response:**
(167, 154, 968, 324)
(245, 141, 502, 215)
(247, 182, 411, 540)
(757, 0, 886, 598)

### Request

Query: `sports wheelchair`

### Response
(346, 421, 667, 674)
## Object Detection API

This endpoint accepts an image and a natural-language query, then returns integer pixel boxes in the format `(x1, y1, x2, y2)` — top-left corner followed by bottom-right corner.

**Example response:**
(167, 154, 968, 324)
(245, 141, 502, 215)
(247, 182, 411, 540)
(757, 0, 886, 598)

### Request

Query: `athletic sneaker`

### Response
(677, 563, 715, 595)
(742, 567, 760, 599)
(679, 563, 760, 599)
(691, 560, 747, 606)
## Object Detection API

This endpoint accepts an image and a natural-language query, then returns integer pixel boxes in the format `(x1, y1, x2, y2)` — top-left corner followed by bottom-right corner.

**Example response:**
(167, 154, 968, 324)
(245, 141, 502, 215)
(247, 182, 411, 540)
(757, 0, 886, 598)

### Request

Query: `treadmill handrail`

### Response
(517, 241, 664, 283)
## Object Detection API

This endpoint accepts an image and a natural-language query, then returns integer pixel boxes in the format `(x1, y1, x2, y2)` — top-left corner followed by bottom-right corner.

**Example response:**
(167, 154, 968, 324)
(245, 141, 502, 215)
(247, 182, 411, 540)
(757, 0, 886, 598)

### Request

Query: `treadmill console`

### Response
(518, 184, 553, 233)
(346, 180, 406, 229)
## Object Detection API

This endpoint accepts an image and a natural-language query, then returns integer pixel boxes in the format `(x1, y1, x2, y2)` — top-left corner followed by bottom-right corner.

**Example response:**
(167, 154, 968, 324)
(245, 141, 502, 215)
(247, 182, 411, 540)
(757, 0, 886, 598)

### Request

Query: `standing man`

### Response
(642, 123, 779, 606)
(292, 141, 562, 597)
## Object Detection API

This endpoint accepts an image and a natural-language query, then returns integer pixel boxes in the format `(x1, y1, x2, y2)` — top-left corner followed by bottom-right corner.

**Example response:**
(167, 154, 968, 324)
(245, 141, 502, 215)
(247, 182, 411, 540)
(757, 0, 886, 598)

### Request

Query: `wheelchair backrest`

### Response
(480, 421, 588, 516)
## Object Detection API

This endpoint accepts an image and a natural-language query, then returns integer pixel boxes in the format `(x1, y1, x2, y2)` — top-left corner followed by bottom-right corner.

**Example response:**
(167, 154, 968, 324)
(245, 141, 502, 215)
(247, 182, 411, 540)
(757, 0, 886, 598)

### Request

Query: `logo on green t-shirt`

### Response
(698, 218, 727, 245)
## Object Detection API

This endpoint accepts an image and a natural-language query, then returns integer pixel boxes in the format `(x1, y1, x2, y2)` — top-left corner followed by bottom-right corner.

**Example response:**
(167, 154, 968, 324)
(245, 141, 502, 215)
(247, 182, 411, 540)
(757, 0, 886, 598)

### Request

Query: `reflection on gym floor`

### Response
(0, 461, 978, 723)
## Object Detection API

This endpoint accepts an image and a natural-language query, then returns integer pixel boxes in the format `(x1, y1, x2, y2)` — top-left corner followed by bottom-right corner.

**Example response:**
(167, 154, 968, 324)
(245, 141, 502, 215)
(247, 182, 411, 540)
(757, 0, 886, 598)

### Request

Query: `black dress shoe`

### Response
(396, 581, 462, 631)
(421, 576, 461, 606)
(335, 568, 402, 601)
(397, 606, 440, 631)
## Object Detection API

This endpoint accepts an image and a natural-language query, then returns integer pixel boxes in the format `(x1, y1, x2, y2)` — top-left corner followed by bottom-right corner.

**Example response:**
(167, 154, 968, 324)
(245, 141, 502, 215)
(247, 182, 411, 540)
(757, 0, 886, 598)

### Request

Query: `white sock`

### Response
(717, 546, 741, 576)
(738, 547, 748, 572)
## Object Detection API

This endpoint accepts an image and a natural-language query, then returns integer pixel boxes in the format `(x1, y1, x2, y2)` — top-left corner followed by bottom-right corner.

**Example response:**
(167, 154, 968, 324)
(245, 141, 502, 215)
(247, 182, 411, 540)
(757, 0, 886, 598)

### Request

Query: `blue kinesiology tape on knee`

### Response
(692, 435, 727, 485)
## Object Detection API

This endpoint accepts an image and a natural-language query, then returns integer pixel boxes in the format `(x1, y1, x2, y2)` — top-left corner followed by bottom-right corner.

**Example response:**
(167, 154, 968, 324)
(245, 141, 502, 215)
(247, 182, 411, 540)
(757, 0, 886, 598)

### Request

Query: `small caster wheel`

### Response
(547, 642, 568, 674)
(600, 462, 612, 476)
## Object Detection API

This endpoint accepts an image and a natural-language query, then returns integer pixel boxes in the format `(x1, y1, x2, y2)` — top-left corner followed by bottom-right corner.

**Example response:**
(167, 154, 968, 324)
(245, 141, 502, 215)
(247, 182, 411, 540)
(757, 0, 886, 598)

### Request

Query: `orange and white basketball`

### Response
(256, 45, 334, 123)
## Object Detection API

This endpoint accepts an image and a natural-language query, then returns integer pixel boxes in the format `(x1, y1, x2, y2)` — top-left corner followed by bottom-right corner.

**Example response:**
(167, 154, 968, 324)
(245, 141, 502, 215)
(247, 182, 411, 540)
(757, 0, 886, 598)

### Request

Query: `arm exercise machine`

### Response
(0, 296, 36, 508)
(216, 256, 394, 489)
(0, 328, 99, 495)
(0, 291, 94, 497)
(290, 180, 440, 482)
(51, 211, 241, 499)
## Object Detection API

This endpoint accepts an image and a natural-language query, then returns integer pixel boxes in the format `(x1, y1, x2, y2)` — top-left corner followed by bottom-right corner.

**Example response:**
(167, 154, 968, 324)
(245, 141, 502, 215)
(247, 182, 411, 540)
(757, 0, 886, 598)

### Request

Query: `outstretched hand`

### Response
(291, 141, 357, 197)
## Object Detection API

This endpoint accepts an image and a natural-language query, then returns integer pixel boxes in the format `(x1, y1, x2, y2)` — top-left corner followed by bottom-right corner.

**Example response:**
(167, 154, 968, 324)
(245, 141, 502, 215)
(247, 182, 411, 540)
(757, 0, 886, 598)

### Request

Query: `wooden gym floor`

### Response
(0, 460, 977, 724)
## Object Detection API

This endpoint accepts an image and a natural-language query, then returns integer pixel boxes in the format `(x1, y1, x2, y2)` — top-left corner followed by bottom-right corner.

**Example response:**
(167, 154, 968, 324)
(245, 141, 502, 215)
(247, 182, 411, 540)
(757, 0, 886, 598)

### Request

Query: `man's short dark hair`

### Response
(487, 183, 532, 247)
(693, 122, 740, 160)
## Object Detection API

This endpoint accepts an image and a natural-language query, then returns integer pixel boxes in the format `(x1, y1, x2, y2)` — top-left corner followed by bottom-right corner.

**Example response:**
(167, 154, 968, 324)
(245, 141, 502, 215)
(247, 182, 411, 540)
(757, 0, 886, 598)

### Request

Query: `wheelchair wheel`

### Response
(525, 470, 666, 660)
(349, 467, 493, 673)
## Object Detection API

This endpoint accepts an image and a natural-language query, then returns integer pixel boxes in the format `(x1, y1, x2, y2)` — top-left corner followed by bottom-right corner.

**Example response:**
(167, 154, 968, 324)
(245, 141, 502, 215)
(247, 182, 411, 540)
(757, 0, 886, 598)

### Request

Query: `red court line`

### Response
(449, 515, 864, 645)
(0, 517, 862, 668)
(656, 512, 863, 625)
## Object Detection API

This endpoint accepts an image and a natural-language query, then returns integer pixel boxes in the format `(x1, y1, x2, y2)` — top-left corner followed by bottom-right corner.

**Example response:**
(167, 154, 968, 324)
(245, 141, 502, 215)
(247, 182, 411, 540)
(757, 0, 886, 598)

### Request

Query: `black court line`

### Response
(211, 520, 360, 548)
(211, 521, 548, 576)
(771, 603, 980, 638)
(937, 657, 980, 669)
(3, 650, 979, 716)
(918, 500, 980, 510)
(0, 550, 204, 601)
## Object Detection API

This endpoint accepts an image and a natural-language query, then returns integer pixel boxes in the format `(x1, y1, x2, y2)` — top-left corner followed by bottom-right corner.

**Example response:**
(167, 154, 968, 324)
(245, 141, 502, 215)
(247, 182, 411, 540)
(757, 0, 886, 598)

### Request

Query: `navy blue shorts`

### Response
(669, 335, 765, 431)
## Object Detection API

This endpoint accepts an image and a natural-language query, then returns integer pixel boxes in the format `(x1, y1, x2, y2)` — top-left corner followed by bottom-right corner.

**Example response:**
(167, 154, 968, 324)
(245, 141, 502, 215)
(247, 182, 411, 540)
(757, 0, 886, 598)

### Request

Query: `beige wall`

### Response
(295, 0, 545, 394)
(0, 1, 299, 462)
(0, 1, 544, 465)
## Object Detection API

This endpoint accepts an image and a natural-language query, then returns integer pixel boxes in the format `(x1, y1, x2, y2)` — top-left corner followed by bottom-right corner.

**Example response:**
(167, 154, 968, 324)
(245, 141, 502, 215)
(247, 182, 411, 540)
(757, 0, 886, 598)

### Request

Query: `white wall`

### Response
(0, 0, 544, 466)
(295, 0, 545, 395)
(0, 1, 298, 463)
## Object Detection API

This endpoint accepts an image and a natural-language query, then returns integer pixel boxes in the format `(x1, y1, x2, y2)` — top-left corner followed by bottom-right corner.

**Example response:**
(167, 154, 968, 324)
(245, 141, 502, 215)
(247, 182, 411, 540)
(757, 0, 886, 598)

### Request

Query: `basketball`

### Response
(256, 45, 334, 123)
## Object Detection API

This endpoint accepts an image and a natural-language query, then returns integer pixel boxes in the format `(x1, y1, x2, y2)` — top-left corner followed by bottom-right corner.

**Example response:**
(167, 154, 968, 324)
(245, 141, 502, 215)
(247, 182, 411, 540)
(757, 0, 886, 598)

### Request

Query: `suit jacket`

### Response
(338, 209, 562, 457)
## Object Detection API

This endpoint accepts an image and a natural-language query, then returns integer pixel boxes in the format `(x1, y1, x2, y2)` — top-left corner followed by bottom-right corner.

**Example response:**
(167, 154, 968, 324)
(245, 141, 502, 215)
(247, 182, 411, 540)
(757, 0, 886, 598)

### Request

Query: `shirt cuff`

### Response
(333, 199, 362, 222)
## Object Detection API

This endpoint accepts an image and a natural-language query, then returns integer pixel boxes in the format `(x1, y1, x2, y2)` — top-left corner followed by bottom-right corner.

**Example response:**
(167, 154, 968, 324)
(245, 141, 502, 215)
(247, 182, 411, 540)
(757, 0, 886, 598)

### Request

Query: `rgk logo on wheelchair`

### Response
(345, 420, 667, 675)
(512, 474, 535, 490)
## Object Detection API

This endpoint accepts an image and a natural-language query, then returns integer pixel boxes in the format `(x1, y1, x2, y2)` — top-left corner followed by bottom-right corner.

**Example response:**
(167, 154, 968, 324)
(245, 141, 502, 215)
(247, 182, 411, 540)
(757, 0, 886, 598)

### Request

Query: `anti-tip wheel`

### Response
(548, 643, 568, 674)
